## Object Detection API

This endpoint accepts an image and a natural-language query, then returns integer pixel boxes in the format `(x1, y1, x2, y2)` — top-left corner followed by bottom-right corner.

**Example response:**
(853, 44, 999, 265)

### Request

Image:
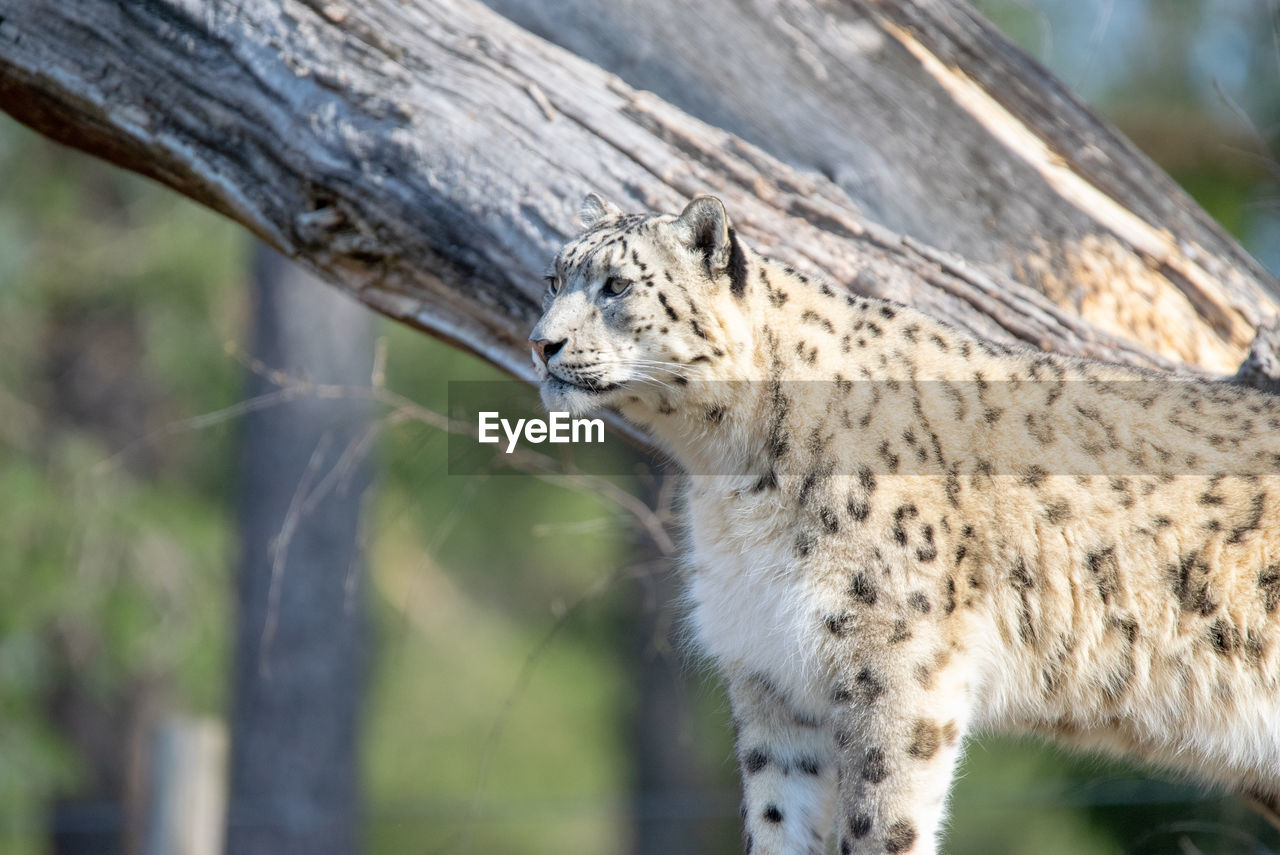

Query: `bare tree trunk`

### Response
(628, 472, 716, 855)
(226, 246, 372, 855)
(0, 0, 1273, 387)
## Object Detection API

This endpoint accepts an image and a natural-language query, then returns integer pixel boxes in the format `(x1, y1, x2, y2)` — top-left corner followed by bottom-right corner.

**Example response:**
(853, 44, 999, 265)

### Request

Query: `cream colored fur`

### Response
(530, 195, 1280, 854)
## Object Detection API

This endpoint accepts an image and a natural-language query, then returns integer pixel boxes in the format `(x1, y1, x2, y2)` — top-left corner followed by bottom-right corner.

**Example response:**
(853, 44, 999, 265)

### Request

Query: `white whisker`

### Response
(626, 359, 687, 373)
(630, 372, 680, 394)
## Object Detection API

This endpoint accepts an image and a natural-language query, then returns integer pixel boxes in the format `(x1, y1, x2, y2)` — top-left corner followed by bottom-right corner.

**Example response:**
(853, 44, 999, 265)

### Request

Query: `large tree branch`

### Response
(488, 0, 1279, 371)
(0, 0, 1274, 383)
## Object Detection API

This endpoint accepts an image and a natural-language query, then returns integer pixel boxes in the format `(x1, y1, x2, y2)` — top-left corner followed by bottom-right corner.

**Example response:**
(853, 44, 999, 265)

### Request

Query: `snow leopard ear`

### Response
(579, 193, 622, 229)
(674, 195, 731, 274)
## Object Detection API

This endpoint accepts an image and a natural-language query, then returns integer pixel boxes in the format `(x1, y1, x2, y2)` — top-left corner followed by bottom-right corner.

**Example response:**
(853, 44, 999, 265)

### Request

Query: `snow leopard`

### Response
(529, 193, 1280, 854)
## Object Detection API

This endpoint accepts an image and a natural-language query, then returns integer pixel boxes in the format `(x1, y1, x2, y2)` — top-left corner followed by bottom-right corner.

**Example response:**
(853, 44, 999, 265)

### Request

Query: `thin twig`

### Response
(259, 434, 332, 677)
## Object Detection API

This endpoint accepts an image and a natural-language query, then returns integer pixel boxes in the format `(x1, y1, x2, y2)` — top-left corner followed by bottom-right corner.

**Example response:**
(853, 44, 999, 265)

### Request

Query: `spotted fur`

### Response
(531, 194, 1280, 854)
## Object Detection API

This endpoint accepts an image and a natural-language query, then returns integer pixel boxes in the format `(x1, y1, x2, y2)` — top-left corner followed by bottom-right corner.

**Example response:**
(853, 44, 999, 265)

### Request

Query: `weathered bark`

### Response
(486, 0, 1278, 372)
(1, 0, 1274, 389)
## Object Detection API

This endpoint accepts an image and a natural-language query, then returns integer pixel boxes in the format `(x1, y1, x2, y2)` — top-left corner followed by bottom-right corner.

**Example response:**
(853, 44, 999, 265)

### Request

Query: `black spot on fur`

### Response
(942, 577, 957, 615)
(799, 468, 824, 506)
(850, 815, 872, 839)
(763, 805, 783, 824)
(766, 382, 790, 460)
(657, 291, 679, 322)
(880, 305, 896, 320)
(885, 820, 918, 853)
(751, 469, 777, 492)
(801, 309, 836, 333)
(727, 228, 749, 298)
(796, 532, 815, 557)
(851, 572, 878, 605)
(915, 524, 937, 563)
(1209, 618, 1241, 656)
(1043, 499, 1072, 524)
(1010, 557, 1037, 644)
(891, 504, 917, 546)
(826, 613, 853, 636)
(945, 466, 961, 508)
(878, 440, 900, 473)
(1020, 465, 1048, 489)
(1227, 493, 1266, 544)
(862, 748, 888, 783)
(1261, 564, 1280, 613)
(1167, 551, 1216, 615)
(791, 709, 822, 729)
(847, 497, 870, 522)
(820, 507, 840, 534)
(796, 756, 821, 776)
(1010, 556, 1033, 587)
(1087, 547, 1119, 604)
(744, 749, 768, 774)
(908, 592, 931, 614)
(856, 667, 885, 700)
(907, 719, 940, 759)
(706, 404, 727, 424)
(1110, 615, 1139, 644)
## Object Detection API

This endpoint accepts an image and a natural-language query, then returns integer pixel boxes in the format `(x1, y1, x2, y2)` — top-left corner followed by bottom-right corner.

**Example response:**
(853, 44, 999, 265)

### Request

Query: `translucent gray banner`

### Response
(446, 379, 1280, 478)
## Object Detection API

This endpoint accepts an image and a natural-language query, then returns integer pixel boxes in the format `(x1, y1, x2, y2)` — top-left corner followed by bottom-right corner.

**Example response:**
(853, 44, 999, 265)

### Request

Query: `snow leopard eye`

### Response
(543, 274, 561, 295)
(602, 275, 632, 297)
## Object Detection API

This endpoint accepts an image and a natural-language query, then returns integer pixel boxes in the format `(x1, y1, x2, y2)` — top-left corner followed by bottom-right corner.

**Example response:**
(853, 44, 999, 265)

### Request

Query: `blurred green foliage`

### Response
(1, 1, 1278, 854)
(0, 122, 245, 851)
(0, 117, 647, 855)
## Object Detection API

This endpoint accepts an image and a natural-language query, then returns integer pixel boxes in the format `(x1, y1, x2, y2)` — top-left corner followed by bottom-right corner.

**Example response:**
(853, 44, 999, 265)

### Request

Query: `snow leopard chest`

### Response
(684, 490, 832, 712)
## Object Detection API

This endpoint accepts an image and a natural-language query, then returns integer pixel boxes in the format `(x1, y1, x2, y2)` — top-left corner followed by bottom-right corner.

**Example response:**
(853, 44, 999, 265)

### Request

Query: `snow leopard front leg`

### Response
(728, 670, 838, 855)
(823, 625, 975, 855)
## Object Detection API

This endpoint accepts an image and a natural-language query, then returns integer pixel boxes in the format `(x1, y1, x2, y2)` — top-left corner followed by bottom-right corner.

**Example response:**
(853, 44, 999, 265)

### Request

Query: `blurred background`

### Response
(0, 1, 1277, 853)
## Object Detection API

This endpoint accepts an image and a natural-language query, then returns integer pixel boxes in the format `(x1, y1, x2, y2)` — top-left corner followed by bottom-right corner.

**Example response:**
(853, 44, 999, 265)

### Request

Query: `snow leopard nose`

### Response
(530, 337, 567, 365)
